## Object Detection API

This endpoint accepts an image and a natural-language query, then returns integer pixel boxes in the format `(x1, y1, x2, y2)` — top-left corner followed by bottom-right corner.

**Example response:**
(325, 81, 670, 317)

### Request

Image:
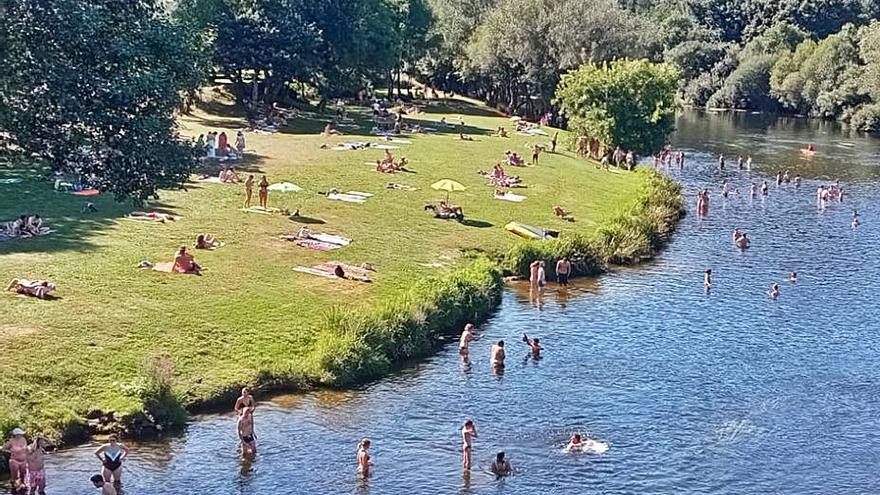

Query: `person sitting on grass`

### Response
(172, 245, 202, 275)
(496, 126, 508, 137)
(195, 234, 221, 250)
(6, 279, 55, 299)
(322, 122, 342, 136)
(457, 132, 473, 141)
(24, 215, 43, 235)
(554, 206, 575, 222)
(220, 167, 240, 183)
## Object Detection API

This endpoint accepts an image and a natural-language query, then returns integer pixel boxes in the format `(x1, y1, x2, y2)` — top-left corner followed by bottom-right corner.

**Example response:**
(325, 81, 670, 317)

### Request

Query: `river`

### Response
(14, 111, 880, 494)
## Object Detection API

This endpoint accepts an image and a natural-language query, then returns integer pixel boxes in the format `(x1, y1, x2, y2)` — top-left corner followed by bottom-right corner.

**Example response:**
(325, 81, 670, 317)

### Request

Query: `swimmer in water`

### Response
(718, 154, 725, 170)
(852, 209, 861, 228)
(794, 175, 801, 188)
(462, 420, 477, 470)
(721, 180, 729, 198)
(745, 155, 752, 170)
(790, 272, 798, 283)
(704, 269, 712, 292)
(565, 434, 584, 452)
(94, 434, 128, 486)
(234, 387, 256, 415)
(91, 474, 117, 495)
(522, 334, 542, 358)
(761, 180, 769, 195)
(357, 438, 372, 477)
(490, 340, 506, 369)
(749, 183, 756, 197)
(490, 451, 512, 477)
(769, 283, 779, 300)
(459, 323, 476, 355)
(737, 155, 743, 170)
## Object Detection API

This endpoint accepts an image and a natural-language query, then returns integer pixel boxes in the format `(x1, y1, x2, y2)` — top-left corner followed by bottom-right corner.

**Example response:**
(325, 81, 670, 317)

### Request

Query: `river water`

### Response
(15, 111, 880, 494)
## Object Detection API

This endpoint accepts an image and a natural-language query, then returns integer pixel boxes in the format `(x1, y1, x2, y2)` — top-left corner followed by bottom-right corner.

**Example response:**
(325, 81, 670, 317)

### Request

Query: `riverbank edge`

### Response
(8, 169, 683, 459)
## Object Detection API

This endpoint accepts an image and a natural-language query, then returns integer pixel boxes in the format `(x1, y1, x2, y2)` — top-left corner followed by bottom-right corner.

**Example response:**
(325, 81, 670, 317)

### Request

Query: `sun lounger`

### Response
(494, 192, 527, 202)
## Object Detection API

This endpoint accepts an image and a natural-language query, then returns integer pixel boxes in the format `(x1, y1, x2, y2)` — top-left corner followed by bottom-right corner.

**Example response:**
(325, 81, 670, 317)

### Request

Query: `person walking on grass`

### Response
(244, 175, 254, 208)
(258, 175, 269, 209)
(532, 144, 541, 166)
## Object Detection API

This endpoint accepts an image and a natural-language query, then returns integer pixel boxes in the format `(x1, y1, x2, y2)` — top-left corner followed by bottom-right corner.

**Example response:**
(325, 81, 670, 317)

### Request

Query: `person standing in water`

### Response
(490, 452, 512, 477)
(761, 180, 769, 196)
(490, 340, 506, 369)
(462, 420, 477, 470)
(244, 175, 254, 208)
(749, 183, 757, 198)
(537, 261, 547, 288)
(258, 175, 269, 209)
(529, 261, 540, 291)
(718, 154, 725, 170)
(3, 428, 28, 491)
(769, 283, 780, 300)
(523, 334, 543, 359)
(357, 438, 372, 477)
(94, 434, 128, 486)
(238, 406, 257, 459)
(27, 437, 47, 495)
(794, 175, 801, 188)
(704, 269, 712, 292)
(234, 387, 256, 415)
(745, 155, 752, 170)
(459, 323, 475, 355)
(737, 155, 744, 170)
(790, 272, 798, 283)
(556, 257, 571, 286)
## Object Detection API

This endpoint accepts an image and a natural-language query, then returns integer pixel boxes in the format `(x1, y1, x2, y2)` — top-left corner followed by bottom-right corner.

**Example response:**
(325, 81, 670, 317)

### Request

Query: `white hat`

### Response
(11, 427, 25, 436)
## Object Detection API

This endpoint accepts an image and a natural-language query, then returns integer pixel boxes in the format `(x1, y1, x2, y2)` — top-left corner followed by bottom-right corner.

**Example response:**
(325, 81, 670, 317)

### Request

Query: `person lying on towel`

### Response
(172, 246, 202, 275)
(195, 234, 221, 250)
(6, 279, 55, 299)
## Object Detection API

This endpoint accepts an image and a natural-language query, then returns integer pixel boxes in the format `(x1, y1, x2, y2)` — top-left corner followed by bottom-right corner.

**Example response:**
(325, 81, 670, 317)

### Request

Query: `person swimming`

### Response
(490, 451, 512, 477)
(565, 434, 584, 452)
(769, 283, 780, 300)
(94, 434, 128, 485)
(704, 269, 712, 292)
(790, 272, 798, 283)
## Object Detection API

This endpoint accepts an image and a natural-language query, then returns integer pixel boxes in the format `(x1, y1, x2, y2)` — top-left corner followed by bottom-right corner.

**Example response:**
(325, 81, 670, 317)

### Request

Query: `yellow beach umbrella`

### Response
(431, 179, 466, 202)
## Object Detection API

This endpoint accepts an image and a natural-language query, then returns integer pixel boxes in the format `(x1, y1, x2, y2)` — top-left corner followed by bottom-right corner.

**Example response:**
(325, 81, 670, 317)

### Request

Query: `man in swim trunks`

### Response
(556, 257, 571, 286)
(245, 175, 254, 207)
(490, 340, 505, 369)
(91, 474, 117, 495)
(27, 437, 47, 495)
(94, 434, 128, 485)
(234, 388, 256, 415)
(461, 420, 477, 470)
(459, 324, 475, 355)
(238, 406, 257, 458)
(3, 428, 28, 491)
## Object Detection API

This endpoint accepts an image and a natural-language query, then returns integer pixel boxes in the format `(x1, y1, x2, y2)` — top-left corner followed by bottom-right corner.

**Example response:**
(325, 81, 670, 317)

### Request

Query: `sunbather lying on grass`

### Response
(195, 234, 221, 250)
(6, 279, 55, 299)
(130, 211, 177, 222)
(554, 206, 575, 222)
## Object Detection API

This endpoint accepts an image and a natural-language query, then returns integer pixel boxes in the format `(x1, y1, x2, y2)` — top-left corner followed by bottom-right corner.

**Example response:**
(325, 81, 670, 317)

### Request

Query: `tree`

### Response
(0, 0, 206, 201)
(554, 59, 680, 155)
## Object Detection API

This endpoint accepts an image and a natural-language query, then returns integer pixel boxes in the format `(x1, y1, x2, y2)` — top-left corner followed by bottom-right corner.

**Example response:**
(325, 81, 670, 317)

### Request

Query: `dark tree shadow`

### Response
(460, 219, 493, 228)
(420, 101, 505, 118)
(192, 152, 268, 176)
(288, 216, 326, 225)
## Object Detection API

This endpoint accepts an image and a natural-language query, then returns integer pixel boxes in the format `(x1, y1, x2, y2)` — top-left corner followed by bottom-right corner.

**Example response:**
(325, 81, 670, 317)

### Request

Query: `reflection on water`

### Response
(14, 112, 880, 494)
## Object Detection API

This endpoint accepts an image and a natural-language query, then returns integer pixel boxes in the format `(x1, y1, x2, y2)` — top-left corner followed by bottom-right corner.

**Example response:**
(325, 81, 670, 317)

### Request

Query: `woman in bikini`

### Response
(357, 438, 372, 477)
(94, 434, 128, 485)
(3, 428, 28, 491)
(234, 387, 256, 414)
(258, 175, 269, 208)
(244, 175, 254, 208)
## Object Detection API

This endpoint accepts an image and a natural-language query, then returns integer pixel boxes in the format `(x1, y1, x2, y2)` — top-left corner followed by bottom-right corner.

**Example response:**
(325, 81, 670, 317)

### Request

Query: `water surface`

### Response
(17, 112, 880, 494)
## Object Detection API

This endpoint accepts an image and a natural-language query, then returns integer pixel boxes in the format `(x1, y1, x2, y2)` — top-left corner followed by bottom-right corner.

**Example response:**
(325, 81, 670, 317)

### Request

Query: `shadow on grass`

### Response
(421, 101, 505, 118)
(461, 219, 493, 228)
(289, 216, 326, 225)
(192, 152, 268, 177)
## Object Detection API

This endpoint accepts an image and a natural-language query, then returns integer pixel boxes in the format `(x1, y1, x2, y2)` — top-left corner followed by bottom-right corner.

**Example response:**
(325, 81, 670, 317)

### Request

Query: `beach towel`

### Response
(347, 191, 373, 198)
(293, 239, 341, 251)
(267, 182, 302, 192)
(240, 206, 283, 214)
(293, 266, 340, 279)
(315, 262, 373, 282)
(328, 193, 367, 204)
(72, 189, 100, 196)
(125, 214, 178, 222)
(152, 262, 175, 273)
(0, 178, 23, 184)
(310, 233, 351, 246)
(494, 192, 527, 202)
(193, 176, 224, 184)
(369, 144, 400, 150)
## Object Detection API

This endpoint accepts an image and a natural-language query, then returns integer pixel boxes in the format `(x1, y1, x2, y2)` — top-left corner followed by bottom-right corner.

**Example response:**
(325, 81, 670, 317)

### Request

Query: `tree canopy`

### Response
(554, 60, 680, 155)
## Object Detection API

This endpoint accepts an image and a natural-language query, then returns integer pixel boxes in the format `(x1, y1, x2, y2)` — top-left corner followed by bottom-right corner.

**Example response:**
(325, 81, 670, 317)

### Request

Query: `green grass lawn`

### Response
(0, 91, 647, 436)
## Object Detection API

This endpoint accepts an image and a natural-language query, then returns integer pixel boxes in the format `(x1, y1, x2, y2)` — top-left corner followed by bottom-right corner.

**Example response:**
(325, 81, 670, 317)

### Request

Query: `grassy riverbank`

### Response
(0, 90, 682, 441)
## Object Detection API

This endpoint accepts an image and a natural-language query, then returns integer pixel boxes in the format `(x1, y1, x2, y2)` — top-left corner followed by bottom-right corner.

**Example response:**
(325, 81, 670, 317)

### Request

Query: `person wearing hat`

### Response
(2, 427, 29, 490)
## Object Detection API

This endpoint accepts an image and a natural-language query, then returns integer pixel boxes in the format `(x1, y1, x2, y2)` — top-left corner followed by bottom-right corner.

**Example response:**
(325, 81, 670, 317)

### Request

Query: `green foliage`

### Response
(707, 54, 777, 109)
(0, 0, 206, 201)
(554, 59, 680, 154)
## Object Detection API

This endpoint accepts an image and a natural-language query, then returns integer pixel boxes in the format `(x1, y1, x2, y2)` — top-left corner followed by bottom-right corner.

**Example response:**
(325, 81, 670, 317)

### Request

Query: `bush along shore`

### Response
(0, 171, 682, 464)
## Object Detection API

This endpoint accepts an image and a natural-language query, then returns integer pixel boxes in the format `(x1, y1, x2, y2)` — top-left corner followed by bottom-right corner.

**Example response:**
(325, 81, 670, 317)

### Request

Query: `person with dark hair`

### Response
(91, 474, 116, 495)
(94, 434, 128, 486)
(490, 451, 512, 476)
(490, 340, 506, 369)
(461, 420, 477, 470)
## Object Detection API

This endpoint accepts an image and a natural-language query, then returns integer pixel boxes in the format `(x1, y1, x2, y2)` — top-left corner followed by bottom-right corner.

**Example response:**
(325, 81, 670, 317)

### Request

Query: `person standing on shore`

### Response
(258, 175, 269, 209)
(459, 323, 475, 355)
(2, 428, 28, 491)
(490, 341, 506, 369)
(556, 257, 571, 286)
(531, 144, 541, 166)
(244, 175, 254, 208)
(551, 132, 558, 153)
(462, 420, 477, 470)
